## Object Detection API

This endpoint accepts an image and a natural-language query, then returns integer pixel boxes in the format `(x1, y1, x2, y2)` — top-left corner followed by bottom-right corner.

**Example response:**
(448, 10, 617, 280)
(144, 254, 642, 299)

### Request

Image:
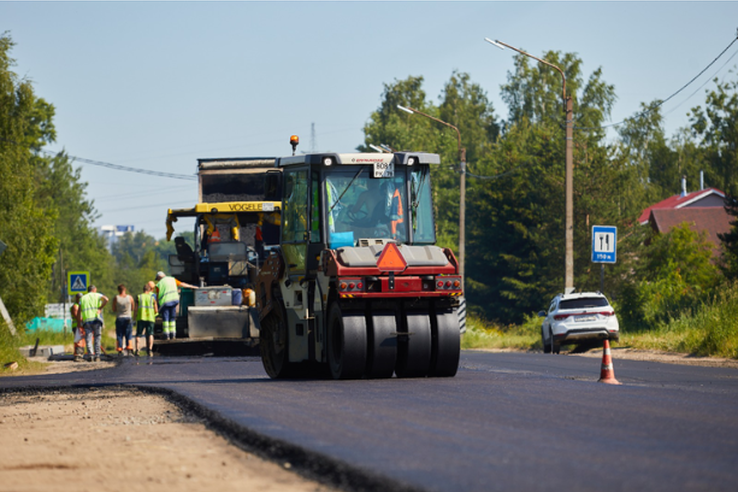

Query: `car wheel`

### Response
(542, 327, 551, 354)
(552, 331, 561, 354)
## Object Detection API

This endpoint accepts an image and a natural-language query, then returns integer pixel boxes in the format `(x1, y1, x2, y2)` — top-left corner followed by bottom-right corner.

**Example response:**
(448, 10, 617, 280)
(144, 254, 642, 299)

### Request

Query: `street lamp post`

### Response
(397, 105, 466, 286)
(485, 38, 575, 294)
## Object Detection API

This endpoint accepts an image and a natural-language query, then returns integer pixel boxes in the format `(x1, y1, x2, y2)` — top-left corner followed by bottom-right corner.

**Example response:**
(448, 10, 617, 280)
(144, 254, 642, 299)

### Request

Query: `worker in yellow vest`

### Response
(155, 271, 196, 340)
(134, 282, 158, 356)
(79, 285, 109, 362)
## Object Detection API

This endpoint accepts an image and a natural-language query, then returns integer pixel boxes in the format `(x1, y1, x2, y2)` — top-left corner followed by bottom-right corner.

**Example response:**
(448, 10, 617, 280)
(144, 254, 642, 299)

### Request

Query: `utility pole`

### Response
(487, 38, 575, 293)
(397, 105, 466, 286)
(565, 96, 574, 293)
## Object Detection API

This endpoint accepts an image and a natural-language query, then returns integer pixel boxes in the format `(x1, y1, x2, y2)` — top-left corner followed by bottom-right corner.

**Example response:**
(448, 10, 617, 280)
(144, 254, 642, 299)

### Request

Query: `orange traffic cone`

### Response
(598, 339, 621, 385)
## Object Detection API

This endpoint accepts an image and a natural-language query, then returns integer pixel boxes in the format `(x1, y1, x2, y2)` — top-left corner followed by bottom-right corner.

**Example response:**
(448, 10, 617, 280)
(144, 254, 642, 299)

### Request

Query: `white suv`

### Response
(538, 292, 619, 354)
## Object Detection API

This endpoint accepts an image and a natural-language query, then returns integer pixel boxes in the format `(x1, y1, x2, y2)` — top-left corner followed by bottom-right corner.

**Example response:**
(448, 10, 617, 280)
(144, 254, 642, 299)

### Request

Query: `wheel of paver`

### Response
(395, 311, 432, 378)
(366, 312, 397, 378)
(429, 308, 461, 377)
(260, 295, 294, 379)
(327, 303, 367, 379)
(542, 327, 551, 354)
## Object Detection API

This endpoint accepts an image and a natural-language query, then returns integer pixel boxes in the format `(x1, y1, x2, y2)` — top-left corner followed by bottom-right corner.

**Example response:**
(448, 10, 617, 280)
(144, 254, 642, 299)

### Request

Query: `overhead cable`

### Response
(577, 31, 738, 130)
(40, 150, 197, 181)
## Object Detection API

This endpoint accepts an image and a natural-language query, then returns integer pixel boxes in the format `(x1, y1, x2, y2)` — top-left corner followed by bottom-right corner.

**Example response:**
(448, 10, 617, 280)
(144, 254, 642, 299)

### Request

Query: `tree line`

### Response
(361, 55, 738, 328)
(2, 31, 738, 333)
(0, 34, 178, 327)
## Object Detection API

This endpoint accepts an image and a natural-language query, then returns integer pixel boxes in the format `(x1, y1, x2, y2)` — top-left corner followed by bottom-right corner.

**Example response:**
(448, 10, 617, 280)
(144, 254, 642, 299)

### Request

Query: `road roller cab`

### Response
(256, 147, 462, 379)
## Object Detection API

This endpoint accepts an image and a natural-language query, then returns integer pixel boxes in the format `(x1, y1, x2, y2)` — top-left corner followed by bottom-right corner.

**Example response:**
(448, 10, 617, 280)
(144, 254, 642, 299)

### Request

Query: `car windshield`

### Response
(559, 297, 609, 310)
(323, 165, 435, 247)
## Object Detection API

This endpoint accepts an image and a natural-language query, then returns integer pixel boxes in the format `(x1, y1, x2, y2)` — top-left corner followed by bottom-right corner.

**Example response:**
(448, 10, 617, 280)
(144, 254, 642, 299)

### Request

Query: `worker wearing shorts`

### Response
(112, 284, 135, 356)
(135, 283, 158, 356)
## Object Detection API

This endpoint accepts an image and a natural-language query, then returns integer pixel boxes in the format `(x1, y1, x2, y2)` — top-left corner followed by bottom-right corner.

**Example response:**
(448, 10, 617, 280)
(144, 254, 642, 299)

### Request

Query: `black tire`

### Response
(395, 311, 432, 378)
(327, 303, 367, 379)
(260, 293, 294, 379)
(429, 308, 460, 377)
(542, 327, 551, 354)
(366, 312, 397, 378)
(552, 331, 561, 355)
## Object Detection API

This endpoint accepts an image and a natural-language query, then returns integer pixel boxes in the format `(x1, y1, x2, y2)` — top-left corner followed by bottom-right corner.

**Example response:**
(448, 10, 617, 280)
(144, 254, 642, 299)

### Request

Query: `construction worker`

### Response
(112, 284, 135, 356)
(155, 271, 197, 340)
(134, 282, 158, 356)
(79, 285, 109, 362)
(390, 187, 404, 238)
(69, 294, 85, 362)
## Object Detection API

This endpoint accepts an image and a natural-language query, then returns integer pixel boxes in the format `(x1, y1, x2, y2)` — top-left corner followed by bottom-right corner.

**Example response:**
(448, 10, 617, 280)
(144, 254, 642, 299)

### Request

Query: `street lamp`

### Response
(397, 104, 467, 286)
(485, 37, 575, 294)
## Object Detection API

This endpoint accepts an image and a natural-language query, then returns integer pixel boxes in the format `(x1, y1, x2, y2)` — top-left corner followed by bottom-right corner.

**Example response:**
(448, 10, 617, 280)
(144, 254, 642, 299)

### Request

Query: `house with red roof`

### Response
(638, 179, 732, 256)
(638, 187, 725, 225)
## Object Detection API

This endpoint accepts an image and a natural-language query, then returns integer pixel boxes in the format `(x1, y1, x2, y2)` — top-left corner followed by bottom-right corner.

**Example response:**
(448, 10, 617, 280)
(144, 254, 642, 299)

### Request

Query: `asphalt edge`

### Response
(0, 384, 426, 492)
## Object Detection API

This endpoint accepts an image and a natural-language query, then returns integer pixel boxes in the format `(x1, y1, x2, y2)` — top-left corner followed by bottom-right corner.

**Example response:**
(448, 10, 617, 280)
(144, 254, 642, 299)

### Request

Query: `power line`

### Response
(1, 136, 197, 180)
(38, 149, 197, 181)
(576, 31, 738, 131)
(662, 46, 738, 119)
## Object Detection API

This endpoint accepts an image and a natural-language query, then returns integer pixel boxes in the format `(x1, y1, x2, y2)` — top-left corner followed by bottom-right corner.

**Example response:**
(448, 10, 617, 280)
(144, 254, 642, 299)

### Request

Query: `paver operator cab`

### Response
(257, 147, 463, 379)
(164, 157, 281, 343)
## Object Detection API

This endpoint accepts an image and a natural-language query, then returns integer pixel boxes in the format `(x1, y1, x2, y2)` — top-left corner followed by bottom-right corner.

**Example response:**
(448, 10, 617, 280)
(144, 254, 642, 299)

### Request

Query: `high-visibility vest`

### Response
(157, 276, 179, 305)
(80, 292, 104, 323)
(70, 303, 82, 327)
(391, 188, 404, 236)
(137, 293, 157, 322)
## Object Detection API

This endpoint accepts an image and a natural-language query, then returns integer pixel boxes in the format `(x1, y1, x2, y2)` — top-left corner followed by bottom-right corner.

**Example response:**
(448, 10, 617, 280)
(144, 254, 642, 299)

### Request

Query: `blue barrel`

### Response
(231, 288, 243, 306)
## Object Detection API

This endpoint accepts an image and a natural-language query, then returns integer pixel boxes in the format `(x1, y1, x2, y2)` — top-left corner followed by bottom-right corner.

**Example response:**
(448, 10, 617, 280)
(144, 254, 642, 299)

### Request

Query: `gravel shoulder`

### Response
(0, 384, 336, 492)
(2, 346, 735, 492)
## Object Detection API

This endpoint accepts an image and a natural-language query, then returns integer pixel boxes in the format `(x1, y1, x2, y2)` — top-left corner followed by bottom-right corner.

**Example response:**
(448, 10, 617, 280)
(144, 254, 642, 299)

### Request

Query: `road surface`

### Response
(2, 351, 737, 491)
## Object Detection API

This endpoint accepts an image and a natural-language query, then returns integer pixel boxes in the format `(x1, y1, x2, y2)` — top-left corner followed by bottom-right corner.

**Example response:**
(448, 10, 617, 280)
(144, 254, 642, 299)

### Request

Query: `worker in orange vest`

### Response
(70, 294, 86, 362)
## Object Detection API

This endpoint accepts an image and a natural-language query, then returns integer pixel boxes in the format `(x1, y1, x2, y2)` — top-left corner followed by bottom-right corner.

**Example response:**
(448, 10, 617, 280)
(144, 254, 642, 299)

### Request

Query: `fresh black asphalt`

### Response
(2, 351, 737, 492)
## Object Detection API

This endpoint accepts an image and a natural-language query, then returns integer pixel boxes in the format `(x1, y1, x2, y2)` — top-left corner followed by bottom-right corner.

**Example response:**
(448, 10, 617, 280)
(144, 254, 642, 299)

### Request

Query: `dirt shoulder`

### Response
(0, 386, 337, 492)
(2, 347, 735, 492)
(472, 346, 738, 369)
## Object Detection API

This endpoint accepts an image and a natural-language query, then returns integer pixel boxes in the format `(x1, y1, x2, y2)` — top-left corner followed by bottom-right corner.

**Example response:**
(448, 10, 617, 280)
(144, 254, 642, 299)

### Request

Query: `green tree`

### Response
(689, 76, 738, 197)
(718, 194, 738, 280)
(466, 50, 622, 322)
(619, 222, 720, 330)
(435, 71, 499, 250)
(0, 33, 59, 325)
(110, 231, 162, 295)
(362, 73, 500, 252)
(34, 151, 113, 303)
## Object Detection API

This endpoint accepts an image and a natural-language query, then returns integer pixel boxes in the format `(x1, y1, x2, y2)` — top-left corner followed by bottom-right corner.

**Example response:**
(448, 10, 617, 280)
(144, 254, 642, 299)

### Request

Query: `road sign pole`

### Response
(600, 263, 604, 294)
(0, 295, 17, 336)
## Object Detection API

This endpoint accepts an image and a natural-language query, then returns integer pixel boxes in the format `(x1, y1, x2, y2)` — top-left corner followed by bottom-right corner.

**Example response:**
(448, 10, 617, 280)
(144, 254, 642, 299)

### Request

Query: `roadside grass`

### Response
(0, 324, 55, 374)
(462, 314, 540, 351)
(463, 287, 738, 360)
(1, 313, 118, 376)
(620, 287, 738, 359)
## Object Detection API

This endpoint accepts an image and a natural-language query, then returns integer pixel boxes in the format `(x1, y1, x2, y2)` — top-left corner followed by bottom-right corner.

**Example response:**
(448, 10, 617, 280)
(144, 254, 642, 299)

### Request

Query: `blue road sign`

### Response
(592, 226, 617, 264)
(67, 271, 90, 295)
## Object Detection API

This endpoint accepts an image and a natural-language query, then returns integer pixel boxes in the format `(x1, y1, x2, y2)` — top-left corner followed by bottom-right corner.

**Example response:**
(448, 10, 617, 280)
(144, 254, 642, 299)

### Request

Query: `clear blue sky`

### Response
(3, 1, 737, 239)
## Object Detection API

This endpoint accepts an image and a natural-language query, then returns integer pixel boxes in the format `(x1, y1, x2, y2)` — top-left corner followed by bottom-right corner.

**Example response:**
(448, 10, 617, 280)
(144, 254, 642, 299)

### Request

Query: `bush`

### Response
(618, 223, 721, 332)
(623, 283, 738, 359)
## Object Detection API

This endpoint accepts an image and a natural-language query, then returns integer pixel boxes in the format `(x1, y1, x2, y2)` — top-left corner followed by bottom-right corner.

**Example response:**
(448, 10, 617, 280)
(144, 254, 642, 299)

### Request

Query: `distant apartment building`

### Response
(100, 225, 134, 251)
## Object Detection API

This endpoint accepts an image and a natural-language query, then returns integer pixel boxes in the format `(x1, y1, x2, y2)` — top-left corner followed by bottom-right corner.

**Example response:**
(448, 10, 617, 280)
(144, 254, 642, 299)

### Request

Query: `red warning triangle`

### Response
(376, 242, 407, 273)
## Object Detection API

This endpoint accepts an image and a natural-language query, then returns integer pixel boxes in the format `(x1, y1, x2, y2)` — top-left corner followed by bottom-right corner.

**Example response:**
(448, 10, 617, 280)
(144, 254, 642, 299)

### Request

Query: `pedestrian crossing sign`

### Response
(67, 271, 90, 295)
